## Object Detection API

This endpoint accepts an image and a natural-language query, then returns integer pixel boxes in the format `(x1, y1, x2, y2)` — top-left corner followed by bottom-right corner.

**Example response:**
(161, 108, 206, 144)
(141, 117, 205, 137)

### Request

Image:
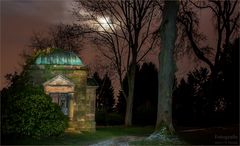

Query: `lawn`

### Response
(1, 126, 154, 145)
(2, 125, 238, 145)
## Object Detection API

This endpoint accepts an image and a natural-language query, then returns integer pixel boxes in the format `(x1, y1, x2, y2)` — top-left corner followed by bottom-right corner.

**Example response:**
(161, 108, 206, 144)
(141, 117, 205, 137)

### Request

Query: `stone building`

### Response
(28, 49, 97, 132)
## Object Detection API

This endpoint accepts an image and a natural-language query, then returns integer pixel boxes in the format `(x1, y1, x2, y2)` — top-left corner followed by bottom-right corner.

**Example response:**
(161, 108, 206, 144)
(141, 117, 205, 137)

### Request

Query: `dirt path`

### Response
(89, 136, 145, 146)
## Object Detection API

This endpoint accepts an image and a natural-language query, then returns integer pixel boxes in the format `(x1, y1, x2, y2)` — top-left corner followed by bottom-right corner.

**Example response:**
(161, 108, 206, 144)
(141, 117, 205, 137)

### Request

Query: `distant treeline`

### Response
(93, 38, 239, 127)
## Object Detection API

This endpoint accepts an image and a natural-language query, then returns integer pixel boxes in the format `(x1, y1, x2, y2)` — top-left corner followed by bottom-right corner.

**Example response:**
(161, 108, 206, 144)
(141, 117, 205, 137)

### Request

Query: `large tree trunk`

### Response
(156, 0, 179, 134)
(125, 64, 136, 126)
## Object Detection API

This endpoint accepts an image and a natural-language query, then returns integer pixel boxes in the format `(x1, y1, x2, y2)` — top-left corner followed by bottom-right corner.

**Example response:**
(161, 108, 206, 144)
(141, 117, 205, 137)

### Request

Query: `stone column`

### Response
(69, 93, 74, 121)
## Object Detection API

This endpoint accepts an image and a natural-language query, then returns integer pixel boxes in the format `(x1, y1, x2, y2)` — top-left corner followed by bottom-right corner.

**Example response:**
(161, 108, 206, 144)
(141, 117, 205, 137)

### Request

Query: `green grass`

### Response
(2, 126, 154, 145)
(3, 126, 238, 145)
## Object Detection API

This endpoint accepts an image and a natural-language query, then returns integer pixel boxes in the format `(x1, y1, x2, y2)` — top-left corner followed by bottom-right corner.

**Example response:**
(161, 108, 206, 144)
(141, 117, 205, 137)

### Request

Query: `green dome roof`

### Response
(35, 49, 83, 65)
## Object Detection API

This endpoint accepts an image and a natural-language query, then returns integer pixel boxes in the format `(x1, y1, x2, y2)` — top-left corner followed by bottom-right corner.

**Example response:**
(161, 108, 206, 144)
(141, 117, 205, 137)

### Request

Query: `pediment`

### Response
(43, 75, 74, 86)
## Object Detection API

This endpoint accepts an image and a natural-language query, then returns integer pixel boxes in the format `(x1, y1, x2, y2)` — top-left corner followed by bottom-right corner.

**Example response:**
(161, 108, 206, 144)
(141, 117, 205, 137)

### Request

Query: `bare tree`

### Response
(75, 0, 159, 126)
(178, 0, 239, 77)
(156, 0, 179, 133)
(29, 23, 85, 53)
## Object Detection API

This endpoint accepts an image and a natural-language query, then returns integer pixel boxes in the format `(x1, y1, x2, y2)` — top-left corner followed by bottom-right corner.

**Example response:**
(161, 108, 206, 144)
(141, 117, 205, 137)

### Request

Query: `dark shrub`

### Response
(1, 85, 68, 137)
(95, 111, 106, 125)
(96, 111, 124, 125)
(106, 113, 124, 125)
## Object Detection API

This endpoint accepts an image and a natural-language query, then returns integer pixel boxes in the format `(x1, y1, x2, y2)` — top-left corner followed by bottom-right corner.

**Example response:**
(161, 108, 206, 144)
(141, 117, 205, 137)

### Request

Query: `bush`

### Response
(2, 86, 68, 137)
(106, 113, 124, 125)
(96, 111, 124, 125)
(95, 111, 106, 125)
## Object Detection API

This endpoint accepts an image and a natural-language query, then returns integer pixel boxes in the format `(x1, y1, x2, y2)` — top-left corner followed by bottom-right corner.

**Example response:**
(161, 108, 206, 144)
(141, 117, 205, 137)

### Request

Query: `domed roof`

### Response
(35, 49, 83, 66)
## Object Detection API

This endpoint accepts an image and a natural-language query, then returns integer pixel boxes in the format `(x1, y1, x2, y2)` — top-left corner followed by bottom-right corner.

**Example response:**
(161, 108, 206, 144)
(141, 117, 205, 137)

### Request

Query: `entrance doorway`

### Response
(49, 93, 70, 115)
(43, 75, 75, 119)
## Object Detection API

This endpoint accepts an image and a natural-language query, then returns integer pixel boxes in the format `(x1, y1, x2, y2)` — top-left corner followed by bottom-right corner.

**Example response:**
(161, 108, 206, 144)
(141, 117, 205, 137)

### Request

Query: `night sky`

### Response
(0, 0, 215, 90)
(1, 0, 77, 88)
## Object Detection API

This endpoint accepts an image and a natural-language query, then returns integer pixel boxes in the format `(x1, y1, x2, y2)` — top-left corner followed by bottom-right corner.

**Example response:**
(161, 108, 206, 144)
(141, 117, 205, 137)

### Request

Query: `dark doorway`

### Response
(49, 93, 70, 115)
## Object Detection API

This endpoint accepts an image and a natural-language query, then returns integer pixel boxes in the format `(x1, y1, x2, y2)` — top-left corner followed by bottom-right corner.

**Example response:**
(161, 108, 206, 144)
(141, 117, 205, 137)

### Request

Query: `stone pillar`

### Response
(69, 93, 74, 121)
(86, 86, 97, 132)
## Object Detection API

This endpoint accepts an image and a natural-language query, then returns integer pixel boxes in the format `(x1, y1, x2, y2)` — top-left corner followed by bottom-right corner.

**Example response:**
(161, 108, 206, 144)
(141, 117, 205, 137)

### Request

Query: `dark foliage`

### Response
(1, 56, 68, 137)
(173, 38, 239, 127)
(93, 72, 115, 113)
(173, 68, 211, 126)
(5, 36, 236, 130)
(133, 63, 158, 125)
(116, 62, 158, 125)
(1, 77, 68, 137)
(115, 91, 126, 117)
(93, 72, 116, 125)
(95, 111, 124, 126)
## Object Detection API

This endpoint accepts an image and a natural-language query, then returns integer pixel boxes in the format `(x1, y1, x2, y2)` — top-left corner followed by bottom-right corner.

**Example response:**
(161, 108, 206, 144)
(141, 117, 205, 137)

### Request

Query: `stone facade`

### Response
(28, 50, 97, 132)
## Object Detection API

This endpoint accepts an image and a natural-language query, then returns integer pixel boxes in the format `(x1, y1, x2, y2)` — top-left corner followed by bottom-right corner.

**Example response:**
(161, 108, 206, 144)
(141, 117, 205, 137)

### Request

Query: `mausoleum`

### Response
(29, 48, 97, 132)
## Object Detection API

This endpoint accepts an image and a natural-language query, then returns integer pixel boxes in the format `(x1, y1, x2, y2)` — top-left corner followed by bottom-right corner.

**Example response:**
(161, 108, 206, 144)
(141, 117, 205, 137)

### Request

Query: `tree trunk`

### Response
(156, 0, 179, 134)
(125, 64, 136, 126)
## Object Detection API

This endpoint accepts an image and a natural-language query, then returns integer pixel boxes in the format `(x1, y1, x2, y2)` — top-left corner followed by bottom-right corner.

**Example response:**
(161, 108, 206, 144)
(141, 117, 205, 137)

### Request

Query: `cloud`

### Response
(2, 0, 75, 24)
